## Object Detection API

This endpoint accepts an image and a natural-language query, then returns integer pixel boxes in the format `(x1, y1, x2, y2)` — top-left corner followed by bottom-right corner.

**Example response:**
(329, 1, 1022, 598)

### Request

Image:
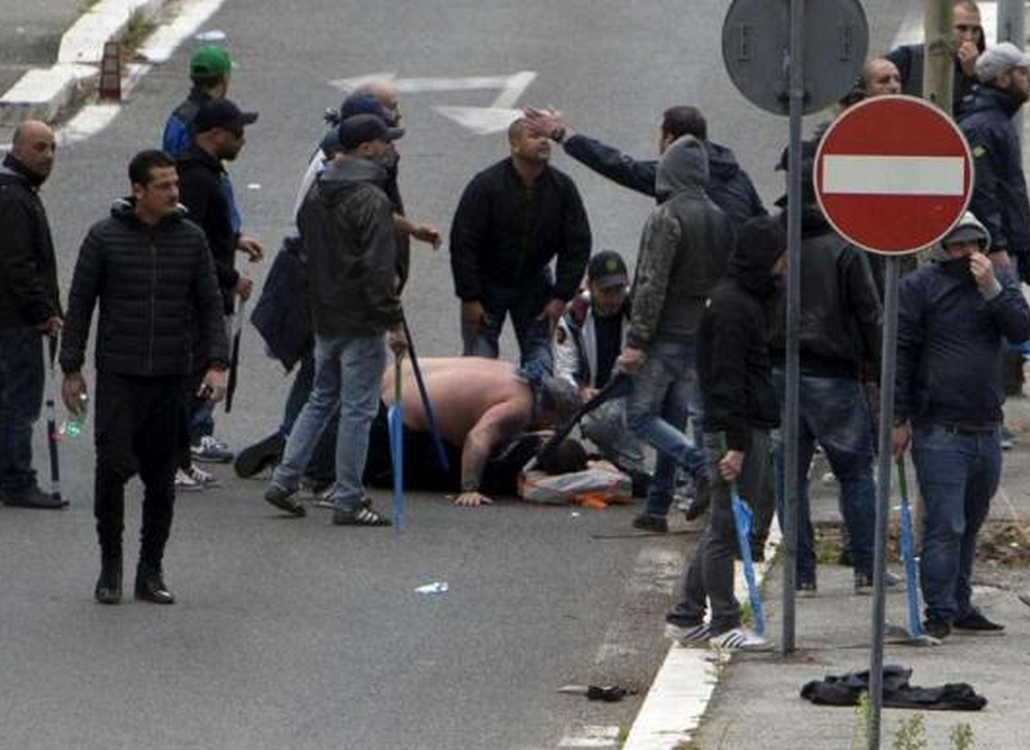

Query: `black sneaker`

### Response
(632, 513, 669, 533)
(135, 566, 175, 604)
(922, 618, 951, 640)
(94, 559, 122, 605)
(953, 609, 1005, 634)
(264, 483, 306, 517)
(332, 504, 392, 527)
(233, 433, 285, 478)
(1, 485, 68, 509)
(797, 577, 817, 597)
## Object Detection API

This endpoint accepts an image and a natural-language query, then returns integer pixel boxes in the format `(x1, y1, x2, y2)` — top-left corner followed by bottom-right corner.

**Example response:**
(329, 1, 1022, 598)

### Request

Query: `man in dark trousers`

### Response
(524, 105, 766, 227)
(450, 117, 591, 375)
(619, 135, 734, 533)
(61, 150, 228, 605)
(665, 216, 784, 651)
(0, 120, 66, 509)
(893, 212, 1030, 639)
(176, 98, 259, 477)
(264, 115, 408, 526)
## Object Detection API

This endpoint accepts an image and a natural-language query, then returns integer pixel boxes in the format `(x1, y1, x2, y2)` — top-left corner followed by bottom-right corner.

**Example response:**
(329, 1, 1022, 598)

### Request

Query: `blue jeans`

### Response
(772, 370, 876, 581)
(462, 278, 553, 375)
(279, 349, 337, 481)
(625, 340, 706, 517)
(0, 327, 44, 493)
(272, 334, 385, 511)
(912, 423, 1001, 623)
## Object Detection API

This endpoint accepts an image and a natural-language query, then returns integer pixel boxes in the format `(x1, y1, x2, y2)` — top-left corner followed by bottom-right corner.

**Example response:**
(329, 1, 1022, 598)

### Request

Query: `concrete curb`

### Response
(0, 0, 170, 125)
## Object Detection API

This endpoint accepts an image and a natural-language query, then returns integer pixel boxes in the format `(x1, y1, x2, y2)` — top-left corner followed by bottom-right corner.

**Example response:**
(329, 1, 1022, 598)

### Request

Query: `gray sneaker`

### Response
(263, 483, 306, 517)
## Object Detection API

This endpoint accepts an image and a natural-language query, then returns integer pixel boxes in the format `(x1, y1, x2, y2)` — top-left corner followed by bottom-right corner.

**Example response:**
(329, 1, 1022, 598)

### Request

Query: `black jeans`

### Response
(94, 371, 183, 568)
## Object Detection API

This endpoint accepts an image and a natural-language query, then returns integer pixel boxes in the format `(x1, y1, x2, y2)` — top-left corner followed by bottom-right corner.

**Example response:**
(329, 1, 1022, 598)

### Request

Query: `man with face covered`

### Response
(450, 118, 591, 375)
(0, 120, 65, 509)
(892, 212, 1030, 639)
(887, 0, 985, 111)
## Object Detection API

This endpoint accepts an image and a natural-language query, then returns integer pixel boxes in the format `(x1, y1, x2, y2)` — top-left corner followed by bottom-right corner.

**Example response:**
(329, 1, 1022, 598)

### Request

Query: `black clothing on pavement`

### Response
(450, 158, 591, 303)
(176, 145, 239, 313)
(298, 156, 403, 338)
(562, 133, 766, 226)
(957, 85, 1030, 265)
(60, 200, 229, 377)
(802, 666, 987, 711)
(0, 154, 61, 330)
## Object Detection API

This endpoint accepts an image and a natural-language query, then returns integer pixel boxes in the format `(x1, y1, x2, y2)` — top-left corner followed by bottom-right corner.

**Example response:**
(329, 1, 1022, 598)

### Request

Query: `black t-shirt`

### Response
(593, 313, 623, 388)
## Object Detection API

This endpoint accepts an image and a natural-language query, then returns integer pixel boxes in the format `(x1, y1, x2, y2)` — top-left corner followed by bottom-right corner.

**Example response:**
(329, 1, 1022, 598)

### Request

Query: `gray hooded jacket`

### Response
(627, 136, 733, 348)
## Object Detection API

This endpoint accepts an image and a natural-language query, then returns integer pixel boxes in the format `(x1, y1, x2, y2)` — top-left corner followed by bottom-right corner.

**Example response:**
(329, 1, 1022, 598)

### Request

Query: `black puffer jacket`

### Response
(767, 208, 882, 379)
(60, 200, 229, 376)
(697, 216, 784, 451)
(298, 156, 403, 338)
(0, 155, 61, 330)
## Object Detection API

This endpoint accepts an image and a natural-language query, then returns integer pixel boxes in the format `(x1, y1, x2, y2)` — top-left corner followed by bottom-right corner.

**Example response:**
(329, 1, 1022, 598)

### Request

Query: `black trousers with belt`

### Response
(94, 371, 184, 568)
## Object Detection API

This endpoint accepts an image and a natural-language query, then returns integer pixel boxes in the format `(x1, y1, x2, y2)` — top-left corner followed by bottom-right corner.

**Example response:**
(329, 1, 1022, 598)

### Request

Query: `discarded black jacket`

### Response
(562, 134, 766, 227)
(60, 200, 229, 376)
(0, 154, 61, 331)
(250, 236, 311, 372)
(450, 158, 591, 302)
(177, 145, 239, 313)
(802, 666, 987, 711)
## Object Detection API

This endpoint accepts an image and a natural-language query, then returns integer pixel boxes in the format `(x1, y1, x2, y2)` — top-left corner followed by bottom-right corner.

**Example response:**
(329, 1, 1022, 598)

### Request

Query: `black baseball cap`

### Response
(337, 114, 404, 150)
(193, 99, 259, 134)
(587, 250, 629, 289)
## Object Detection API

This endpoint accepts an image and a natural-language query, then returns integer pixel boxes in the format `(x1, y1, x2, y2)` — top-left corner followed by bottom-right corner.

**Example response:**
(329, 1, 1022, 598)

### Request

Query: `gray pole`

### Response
(781, 0, 805, 655)
(998, 0, 1026, 140)
(867, 257, 900, 750)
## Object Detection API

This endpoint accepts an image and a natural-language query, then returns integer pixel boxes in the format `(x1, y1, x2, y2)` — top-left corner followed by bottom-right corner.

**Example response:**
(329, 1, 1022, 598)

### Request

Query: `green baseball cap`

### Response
(190, 45, 232, 77)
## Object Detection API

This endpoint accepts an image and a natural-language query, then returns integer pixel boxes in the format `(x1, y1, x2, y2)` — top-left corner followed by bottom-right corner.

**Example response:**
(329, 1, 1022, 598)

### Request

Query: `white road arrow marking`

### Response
(329, 71, 538, 135)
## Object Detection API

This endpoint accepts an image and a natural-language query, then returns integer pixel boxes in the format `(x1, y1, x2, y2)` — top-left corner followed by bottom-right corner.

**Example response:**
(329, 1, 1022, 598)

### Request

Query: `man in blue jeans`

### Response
(264, 115, 407, 526)
(0, 121, 66, 510)
(619, 135, 734, 533)
(893, 212, 1030, 639)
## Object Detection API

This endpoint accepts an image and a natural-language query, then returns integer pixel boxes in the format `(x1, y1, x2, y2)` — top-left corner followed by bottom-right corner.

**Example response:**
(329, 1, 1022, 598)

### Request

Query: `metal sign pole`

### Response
(868, 257, 900, 750)
(781, 0, 805, 656)
(999, 0, 1026, 140)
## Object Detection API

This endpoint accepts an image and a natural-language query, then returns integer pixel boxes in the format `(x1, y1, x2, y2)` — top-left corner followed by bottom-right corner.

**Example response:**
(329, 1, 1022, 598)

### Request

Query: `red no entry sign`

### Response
(814, 95, 973, 254)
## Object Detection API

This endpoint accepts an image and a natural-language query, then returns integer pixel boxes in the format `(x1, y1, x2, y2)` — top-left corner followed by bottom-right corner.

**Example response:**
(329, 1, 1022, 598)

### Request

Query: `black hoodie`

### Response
(696, 216, 783, 451)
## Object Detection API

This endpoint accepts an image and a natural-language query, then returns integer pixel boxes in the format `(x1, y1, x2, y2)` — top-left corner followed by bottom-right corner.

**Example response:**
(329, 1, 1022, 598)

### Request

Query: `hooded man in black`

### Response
(665, 216, 785, 651)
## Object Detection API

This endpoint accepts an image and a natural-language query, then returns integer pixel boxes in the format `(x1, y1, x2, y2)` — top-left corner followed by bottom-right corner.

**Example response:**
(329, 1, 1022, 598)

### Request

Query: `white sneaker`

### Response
(665, 621, 711, 646)
(174, 468, 204, 492)
(186, 463, 219, 487)
(191, 435, 234, 463)
(709, 627, 771, 652)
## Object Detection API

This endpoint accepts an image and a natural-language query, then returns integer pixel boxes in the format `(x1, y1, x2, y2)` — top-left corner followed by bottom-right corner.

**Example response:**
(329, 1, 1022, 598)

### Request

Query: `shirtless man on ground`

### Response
(381, 356, 579, 507)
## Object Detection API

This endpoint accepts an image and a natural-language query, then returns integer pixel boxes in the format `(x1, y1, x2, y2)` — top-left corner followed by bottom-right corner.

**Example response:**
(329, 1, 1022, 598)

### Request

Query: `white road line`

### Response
(821, 155, 967, 195)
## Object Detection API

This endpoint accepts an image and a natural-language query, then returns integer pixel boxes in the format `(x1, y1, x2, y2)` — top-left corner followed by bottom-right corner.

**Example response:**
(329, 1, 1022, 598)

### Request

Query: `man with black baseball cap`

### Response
(555, 250, 647, 493)
(175, 98, 259, 479)
(264, 114, 408, 527)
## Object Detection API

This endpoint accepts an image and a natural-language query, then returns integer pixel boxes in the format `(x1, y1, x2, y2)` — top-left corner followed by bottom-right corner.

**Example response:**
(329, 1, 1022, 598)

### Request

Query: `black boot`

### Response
(95, 558, 122, 605)
(135, 564, 175, 604)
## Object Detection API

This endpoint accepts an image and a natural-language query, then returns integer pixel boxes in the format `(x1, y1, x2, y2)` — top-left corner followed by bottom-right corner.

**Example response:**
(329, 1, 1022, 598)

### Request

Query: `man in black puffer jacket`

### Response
(60, 150, 229, 607)
(665, 215, 784, 651)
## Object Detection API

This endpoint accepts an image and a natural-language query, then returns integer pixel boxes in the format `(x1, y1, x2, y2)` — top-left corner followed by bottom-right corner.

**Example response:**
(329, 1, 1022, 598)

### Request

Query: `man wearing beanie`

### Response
(664, 215, 785, 651)
(892, 212, 1030, 639)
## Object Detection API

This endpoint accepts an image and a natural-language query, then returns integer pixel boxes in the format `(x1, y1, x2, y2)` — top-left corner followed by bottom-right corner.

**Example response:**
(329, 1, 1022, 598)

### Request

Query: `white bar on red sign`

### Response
(821, 155, 966, 196)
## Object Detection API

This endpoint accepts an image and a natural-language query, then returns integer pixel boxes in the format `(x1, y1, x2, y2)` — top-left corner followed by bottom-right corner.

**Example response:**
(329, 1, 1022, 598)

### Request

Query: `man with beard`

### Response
(0, 120, 66, 509)
(176, 99, 258, 483)
(450, 118, 591, 375)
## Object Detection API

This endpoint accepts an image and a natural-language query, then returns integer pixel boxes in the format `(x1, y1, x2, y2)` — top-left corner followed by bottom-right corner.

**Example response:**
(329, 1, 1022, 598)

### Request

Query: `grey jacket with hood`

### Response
(298, 155, 404, 339)
(627, 135, 733, 348)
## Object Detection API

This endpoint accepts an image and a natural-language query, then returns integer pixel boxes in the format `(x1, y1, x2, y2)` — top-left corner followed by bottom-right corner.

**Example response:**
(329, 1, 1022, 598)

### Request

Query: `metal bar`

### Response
(998, 0, 1026, 140)
(782, 0, 805, 656)
(868, 257, 901, 750)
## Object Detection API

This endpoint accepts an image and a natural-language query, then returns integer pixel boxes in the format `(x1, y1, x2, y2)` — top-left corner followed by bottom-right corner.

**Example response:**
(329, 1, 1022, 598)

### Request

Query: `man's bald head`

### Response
(861, 58, 902, 96)
(356, 80, 400, 124)
(10, 120, 56, 183)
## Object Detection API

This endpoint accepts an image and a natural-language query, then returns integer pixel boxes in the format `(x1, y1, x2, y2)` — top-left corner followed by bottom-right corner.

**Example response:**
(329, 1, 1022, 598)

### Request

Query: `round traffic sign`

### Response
(814, 95, 973, 254)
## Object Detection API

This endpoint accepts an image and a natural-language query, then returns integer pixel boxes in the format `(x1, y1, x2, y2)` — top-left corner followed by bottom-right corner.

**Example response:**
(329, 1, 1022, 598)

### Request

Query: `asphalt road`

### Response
(1, 1, 910, 748)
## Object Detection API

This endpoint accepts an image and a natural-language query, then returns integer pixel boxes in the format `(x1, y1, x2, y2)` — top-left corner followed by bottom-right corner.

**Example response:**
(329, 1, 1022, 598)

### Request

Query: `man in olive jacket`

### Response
(60, 150, 229, 606)
(264, 115, 408, 527)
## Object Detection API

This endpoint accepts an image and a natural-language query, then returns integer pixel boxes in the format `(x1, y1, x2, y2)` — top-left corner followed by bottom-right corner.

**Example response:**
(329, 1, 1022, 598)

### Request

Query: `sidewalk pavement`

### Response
(628, 394, 1030, 750)
(0, 0, 169, 129)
